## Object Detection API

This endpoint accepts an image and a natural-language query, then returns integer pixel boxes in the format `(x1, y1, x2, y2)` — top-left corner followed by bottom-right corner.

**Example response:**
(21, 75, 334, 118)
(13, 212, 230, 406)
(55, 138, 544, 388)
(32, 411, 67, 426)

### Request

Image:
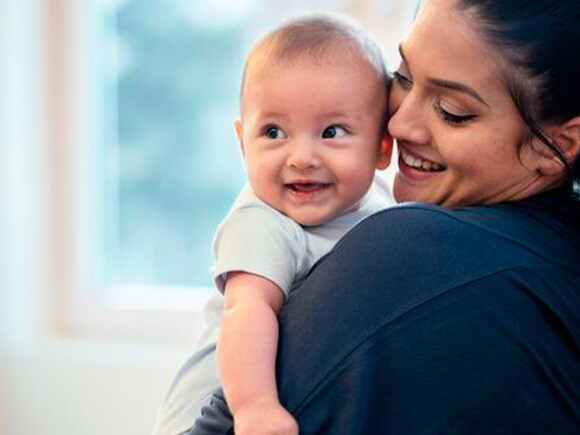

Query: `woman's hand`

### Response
(233, 398, 299, 435)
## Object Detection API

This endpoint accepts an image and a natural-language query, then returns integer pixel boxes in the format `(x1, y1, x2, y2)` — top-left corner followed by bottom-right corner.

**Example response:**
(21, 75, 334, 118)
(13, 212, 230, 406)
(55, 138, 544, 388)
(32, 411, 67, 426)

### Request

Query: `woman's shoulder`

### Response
(279, 193, 580, 423)
(362, 188, 579, 237)
(334, 189, 580, 276)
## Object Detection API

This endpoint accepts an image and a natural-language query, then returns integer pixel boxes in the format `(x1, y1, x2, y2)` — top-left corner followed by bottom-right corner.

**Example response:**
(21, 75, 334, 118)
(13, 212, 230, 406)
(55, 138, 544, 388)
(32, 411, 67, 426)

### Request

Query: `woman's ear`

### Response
(556, 116, 580, 163)
(234, 120, 244, 154)
(376, 135, 393, 170)
(525, 117, 580, 176)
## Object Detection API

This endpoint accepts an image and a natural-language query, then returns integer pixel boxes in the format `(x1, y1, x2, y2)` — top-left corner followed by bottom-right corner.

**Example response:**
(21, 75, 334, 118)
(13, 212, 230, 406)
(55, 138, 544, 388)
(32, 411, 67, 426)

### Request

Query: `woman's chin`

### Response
(393, 173, 437, 204)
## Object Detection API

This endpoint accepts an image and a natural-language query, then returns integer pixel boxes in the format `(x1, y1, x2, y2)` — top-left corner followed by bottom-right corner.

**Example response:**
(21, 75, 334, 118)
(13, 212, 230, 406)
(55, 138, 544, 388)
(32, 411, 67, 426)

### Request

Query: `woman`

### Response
(189, 0, 580, 433)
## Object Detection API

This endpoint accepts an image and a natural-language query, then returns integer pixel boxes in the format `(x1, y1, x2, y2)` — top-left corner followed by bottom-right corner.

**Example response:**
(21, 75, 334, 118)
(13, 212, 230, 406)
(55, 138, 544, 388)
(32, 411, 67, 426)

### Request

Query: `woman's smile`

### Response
(398, 146, 446, 177)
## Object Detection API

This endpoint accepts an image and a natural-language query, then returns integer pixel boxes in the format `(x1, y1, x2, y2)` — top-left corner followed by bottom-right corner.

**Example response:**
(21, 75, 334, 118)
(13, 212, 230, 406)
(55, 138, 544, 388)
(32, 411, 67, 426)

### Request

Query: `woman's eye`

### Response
(322, 125, 346, 139)
(264, 125, 286, 139)
(393, 71, 412, 89)
(434, 102, 476, 125)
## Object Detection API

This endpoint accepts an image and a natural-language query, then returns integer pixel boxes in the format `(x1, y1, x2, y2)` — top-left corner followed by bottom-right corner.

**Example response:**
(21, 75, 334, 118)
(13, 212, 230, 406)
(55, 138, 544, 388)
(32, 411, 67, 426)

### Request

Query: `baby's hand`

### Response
(233, 398, 298, 435)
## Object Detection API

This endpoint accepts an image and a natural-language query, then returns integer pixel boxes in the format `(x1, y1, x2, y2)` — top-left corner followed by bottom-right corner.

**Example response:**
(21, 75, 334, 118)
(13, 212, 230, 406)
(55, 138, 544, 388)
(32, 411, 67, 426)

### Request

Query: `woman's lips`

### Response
(398, 148, 446, 180)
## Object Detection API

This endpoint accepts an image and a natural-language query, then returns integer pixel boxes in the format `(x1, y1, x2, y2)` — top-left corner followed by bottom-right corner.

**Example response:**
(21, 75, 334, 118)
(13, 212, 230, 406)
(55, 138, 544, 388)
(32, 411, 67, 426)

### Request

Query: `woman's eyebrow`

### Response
(427, 78, 489, 107)
(398, 44, 489, 107)
(398, 44, 408, 67)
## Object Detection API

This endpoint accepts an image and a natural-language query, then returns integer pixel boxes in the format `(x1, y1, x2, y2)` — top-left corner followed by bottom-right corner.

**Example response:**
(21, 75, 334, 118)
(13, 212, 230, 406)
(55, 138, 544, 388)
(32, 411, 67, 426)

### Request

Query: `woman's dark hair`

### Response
(456, 0, 580, 196)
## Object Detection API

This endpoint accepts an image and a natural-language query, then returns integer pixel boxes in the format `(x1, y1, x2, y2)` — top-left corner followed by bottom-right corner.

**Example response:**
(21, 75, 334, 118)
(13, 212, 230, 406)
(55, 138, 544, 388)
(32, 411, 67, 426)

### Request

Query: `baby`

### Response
(153, 14, 394, 435)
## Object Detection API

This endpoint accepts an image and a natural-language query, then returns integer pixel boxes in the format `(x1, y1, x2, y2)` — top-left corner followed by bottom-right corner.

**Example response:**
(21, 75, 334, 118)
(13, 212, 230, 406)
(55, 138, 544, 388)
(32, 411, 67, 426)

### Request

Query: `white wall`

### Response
(1, 0, 8, 425)
(4, 339, 190, 435)
(0, 1, 193, 433)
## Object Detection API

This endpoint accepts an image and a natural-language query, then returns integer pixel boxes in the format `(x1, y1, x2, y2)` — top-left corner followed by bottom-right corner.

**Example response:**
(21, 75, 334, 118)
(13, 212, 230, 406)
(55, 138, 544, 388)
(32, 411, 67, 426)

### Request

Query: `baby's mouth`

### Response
(285, 182, 331, 193)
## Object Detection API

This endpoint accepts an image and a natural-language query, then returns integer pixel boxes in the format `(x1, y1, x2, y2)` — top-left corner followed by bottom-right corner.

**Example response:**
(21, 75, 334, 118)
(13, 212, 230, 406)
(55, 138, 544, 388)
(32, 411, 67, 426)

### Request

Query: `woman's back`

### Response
(275, 188, 580, 434)
(191, 188, 580, 434)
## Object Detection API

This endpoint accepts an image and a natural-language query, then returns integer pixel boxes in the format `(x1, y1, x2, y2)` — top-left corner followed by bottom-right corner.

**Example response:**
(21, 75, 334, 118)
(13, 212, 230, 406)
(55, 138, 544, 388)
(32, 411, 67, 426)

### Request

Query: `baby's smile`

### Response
(284, 181, 332, 201)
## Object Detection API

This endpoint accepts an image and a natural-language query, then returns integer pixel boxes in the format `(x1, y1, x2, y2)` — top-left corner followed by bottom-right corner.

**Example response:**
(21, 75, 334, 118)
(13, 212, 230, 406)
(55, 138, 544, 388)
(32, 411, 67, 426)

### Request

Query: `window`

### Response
(99, 0, 249, 288)
(48, 0, 418, 341)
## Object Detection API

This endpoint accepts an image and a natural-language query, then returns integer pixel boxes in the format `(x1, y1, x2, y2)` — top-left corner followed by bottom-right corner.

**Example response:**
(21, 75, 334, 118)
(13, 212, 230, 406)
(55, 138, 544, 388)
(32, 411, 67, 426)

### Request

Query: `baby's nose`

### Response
(287, 140, 321, 170)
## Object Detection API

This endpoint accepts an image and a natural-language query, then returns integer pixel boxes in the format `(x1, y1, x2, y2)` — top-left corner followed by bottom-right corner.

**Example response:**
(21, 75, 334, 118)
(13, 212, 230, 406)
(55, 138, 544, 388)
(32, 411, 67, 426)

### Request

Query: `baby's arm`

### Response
(218, 271, 298, 435)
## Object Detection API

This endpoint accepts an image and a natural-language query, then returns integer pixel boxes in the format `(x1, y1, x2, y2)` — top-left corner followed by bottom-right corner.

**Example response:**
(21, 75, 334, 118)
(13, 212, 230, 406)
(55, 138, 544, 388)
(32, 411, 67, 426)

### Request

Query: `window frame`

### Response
(45, 0, 210, 344)
(45, 0, 415, 343)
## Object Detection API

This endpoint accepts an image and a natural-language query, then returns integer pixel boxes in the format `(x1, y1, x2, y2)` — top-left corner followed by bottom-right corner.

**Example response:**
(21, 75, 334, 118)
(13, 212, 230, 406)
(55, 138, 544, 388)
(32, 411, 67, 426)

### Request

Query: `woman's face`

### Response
(388, 0, 549, 206)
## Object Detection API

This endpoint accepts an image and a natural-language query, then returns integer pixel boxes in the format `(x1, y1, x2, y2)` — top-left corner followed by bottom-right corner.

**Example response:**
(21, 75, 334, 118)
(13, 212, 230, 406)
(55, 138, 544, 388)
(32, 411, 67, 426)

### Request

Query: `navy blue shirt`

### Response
(190, 188, 580, 434)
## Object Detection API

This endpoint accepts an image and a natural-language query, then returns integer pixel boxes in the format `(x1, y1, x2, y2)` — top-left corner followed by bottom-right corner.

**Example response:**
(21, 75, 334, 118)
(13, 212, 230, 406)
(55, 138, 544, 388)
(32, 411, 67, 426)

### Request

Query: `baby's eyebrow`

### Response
(318, 111, 350, 119)
(255, 110, 287, 120)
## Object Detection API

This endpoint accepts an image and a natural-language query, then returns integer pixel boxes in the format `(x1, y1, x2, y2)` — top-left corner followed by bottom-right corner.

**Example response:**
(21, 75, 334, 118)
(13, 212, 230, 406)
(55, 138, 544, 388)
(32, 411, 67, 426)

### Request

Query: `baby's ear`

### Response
(234, 120, 244, 154)
(527, 117, 580, 176)
(376, 134, 393, 170)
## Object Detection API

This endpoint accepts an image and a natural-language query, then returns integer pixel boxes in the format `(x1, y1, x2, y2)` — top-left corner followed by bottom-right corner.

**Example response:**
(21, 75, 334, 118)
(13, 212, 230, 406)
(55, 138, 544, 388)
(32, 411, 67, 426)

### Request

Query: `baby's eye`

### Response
(264, 125, 286, 139)
(322, 125, 346, 139)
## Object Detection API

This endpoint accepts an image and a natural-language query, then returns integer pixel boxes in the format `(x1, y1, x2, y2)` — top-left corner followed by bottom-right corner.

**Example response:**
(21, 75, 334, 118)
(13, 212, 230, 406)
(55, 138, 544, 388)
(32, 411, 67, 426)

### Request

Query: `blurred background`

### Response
(0, 0, 417, 433)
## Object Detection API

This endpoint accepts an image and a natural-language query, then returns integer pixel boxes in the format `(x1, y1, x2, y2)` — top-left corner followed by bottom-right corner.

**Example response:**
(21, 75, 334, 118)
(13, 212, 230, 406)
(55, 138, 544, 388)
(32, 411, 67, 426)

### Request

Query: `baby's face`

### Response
(236, 55, 390, 226)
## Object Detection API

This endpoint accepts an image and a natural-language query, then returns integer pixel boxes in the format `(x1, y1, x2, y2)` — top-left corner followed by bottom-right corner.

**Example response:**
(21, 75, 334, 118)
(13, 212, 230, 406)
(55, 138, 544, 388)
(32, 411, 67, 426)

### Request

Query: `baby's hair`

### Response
(240, 14, 389, 100)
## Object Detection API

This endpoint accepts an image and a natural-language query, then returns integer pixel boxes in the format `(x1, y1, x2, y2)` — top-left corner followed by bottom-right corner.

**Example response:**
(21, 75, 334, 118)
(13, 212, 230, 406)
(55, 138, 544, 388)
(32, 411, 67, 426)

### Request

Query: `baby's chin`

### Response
(291, 215, 328, 227)
(282, 207, 333, 227)
(286, 203, 362, 227)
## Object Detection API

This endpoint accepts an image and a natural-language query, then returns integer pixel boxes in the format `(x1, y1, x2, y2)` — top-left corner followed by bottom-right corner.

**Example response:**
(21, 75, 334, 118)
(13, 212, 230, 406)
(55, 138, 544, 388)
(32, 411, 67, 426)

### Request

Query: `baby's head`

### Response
(235, 14, 392, 226)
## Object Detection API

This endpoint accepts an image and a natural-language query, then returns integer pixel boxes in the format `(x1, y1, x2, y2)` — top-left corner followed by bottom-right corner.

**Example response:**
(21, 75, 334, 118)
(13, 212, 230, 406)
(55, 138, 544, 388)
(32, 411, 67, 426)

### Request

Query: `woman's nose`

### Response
(388, 90, 431, 146)
(287, 139, 321, 170)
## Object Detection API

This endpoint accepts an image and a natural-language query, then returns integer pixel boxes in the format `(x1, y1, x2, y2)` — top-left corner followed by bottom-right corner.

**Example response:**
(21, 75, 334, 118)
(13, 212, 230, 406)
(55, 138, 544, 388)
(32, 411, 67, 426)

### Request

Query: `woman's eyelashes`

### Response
(393, 68, 477, 125)
(393, 70, 412, 89)
(434, 102, 477, 125)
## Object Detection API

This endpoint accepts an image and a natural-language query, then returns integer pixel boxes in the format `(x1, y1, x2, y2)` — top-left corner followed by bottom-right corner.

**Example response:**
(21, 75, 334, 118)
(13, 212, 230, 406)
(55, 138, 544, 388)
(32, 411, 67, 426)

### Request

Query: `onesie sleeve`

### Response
(212, 204, 306, 297)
